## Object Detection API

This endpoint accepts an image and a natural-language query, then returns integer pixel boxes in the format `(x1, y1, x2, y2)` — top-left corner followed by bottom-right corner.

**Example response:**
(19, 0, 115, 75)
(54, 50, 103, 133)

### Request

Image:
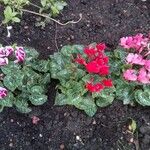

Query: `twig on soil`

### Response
(54, 23, 59, 51)
(29, 2, 41, 9)
(20, 9, 82, 26)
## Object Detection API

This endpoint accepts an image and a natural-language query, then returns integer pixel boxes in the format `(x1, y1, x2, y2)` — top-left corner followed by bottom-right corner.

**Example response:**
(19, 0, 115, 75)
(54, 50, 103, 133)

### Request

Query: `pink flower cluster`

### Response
(120, 33, 150, 84)
(0, 46, 26, 66)
(120, 33, 148, 53)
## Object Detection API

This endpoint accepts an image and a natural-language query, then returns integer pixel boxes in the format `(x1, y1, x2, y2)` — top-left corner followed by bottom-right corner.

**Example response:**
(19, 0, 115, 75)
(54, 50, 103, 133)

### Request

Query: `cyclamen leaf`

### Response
(39, 73, 51, 85)
(31, 60, 50, 72)
(0, 93, 14, 107)
(55, 92, 97, 117)
(93, 87, 115, 107)
(134, 89, 150, 106)
(29, 94, 47, 105)
(61, 45, 84, 57)
(30, 86, 44, 94)
(14, 99, 31, 113)
(75, 96, 97, 117)
(1, 61, 20, 75)
(24, 47, 39, 61)
(115, 79, 135, 104)
(3, 71, 24, 91)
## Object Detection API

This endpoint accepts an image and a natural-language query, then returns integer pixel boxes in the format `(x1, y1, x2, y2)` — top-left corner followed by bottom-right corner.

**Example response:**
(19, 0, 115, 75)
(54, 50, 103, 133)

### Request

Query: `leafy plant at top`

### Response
(0, 0, 67, 25)
(108, 33, 150, 106)
(50, 43, 115, 116)
(0, 45, 50, 113)
(40, 0, 67, 16)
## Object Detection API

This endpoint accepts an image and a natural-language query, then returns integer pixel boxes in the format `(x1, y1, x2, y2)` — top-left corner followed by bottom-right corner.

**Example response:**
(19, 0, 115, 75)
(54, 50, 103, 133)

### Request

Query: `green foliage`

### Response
(40, 0, 67, 16)
(0, 0, 67, 25)
(0, 46, 50, 113)
(134, 88, 150, 106)
(3, 6, 20, 24)
(50, 45, 115, 116)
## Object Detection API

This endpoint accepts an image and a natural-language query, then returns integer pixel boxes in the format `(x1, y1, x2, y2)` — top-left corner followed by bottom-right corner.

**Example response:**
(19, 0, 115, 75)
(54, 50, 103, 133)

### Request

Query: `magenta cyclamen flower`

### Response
(0, 87, 8, 99)
(0, 57, 8, 66)
(15, 47, 26, 62)
(123, 69, 137, 81)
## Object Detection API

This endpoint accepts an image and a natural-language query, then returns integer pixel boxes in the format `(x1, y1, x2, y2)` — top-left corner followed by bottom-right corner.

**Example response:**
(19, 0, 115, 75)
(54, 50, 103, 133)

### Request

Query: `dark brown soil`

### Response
(0, 0, 150, 149)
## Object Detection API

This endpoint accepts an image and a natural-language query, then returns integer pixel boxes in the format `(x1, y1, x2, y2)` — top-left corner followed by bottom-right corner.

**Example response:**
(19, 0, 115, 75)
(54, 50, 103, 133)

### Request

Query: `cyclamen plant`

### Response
(108, 33, 150, 106)
(0, 45, 50, 112)
(50, 43, 115, 116)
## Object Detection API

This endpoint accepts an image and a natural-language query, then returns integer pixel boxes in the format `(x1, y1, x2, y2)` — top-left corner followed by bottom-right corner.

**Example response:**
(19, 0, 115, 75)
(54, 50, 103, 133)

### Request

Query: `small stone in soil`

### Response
(143, 134, 150, 144)
(9, 143, 13, 147)
(92, 119, 96, 125)
(39, 134, 43, 137)
(60, 144, 65, 149)
(140, 125, 150, 135)
(10, 119, 14, 123)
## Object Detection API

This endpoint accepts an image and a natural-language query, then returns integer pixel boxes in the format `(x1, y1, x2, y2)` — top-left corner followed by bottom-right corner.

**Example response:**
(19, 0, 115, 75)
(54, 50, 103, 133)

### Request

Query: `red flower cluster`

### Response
(75, 43, 113, 93)
(86, 79, 113, 92)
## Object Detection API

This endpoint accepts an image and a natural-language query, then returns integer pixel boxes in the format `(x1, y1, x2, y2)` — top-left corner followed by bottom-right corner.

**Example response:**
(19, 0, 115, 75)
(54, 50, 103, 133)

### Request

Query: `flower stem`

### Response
(20, 8, 82, 26)
(29, 2, 41, 9)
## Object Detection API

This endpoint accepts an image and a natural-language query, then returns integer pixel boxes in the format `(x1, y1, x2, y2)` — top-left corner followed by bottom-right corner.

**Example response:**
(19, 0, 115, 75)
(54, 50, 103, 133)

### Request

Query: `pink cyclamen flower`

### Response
(132, 33, 148, 53)
(145, 60, 150, 72)
(0, 57, 8, 66)
(120, 36, 133, 49)
(126, 53, 145, 65)
(0, 87, 8, 99)
(5, 46, 14, 56)
(123, 69, 137, 81)
(15, 47, 26, 62)
(137, 68, 150, 84)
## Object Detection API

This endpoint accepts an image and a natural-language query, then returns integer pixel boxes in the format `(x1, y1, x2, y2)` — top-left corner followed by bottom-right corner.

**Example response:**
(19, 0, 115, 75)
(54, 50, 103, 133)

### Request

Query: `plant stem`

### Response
(20, 8, 82, 26)
(29, 2, 41, 9)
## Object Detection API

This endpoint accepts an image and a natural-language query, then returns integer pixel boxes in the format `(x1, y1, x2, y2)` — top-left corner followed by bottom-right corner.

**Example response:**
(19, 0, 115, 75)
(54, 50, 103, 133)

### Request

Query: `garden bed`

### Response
(0, 0, 150, 149)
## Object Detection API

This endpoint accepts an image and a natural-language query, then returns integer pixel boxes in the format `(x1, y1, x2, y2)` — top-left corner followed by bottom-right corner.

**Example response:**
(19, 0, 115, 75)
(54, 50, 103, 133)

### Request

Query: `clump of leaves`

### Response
(0, 0, 67, 25)
(0, 45, 50, 113)
(107, 33, 150, 106)
(40, 0, 67, 16)
(50, 44, 115, 116)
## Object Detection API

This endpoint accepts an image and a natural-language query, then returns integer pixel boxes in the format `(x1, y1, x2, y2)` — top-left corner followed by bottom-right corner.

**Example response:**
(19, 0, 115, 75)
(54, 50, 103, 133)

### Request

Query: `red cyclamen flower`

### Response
(86, 82, 104, 92)
(96, 43, 106, 51)
(75, 54, 86, 65)
(102, 79, 113, 87)
(86, 61, 100, 73)
(99, 65, 109, 75)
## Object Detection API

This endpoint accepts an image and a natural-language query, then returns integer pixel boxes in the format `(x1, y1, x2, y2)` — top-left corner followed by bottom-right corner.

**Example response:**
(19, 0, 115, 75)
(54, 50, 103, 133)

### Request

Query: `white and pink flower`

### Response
(15, 47, 26, 63)
(0, 87, 8, 99)
(5, 46, 14, 56)
(0, 57, 8, 66)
